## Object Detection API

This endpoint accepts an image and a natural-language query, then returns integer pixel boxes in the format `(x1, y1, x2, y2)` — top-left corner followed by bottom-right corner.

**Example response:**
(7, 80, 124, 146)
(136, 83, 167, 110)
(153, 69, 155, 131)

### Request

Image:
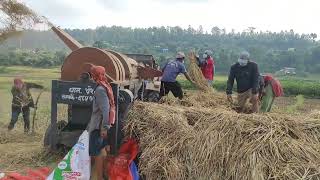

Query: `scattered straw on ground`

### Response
(125, 90, 320, 180)
(0, 126, 61, 172)
(309, 110, 320, 120)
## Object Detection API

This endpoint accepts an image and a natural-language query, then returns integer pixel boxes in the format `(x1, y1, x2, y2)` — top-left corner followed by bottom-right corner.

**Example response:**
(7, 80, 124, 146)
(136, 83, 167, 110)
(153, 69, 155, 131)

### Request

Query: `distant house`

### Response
(287, 48, 296, 52)
(278, 67, 296, 75)
(161, 48, 169, 53)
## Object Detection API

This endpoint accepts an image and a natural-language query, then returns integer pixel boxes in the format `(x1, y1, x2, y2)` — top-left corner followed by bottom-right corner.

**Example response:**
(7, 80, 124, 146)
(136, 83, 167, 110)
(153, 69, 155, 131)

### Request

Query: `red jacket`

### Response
(264, 75, 283, 97)
(201, 57, 215, 80)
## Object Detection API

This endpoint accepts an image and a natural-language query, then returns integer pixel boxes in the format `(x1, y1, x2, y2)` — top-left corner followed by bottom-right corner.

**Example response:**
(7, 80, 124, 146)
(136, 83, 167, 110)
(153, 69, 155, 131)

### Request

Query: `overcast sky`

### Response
(24, 0, 318, 35)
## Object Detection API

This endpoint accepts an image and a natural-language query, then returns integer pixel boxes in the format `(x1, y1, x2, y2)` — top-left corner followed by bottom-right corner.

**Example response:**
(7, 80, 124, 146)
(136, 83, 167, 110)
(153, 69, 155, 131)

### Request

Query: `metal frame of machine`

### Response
(44, 80, 133, 154)
(44, 26, 162, 151)
(126, 54, 162, 102)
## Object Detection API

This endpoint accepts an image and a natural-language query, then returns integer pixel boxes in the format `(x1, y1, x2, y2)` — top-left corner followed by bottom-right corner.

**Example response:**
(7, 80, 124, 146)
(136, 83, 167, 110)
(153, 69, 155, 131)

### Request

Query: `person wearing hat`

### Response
(160, 52, 194, 100)
(8, 78, 44, 132)
(226, 51, 260, 113)
(198, 50, 215, 86)
(87, 65, 116, 180)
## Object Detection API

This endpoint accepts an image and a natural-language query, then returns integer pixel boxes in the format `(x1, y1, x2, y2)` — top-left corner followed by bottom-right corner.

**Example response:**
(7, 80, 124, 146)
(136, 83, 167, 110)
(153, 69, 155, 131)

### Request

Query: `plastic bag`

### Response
(47, 131, 91, 180)
(106, 139, 139, 180)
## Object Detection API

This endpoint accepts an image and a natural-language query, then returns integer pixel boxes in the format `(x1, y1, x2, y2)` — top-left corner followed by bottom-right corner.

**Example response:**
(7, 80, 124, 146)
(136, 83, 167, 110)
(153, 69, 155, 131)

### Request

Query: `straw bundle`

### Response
(125, 91, 320, 180)
(0, 0, 50, 42)
(160, 90, 229, 109)
(187, 51, 211, 91)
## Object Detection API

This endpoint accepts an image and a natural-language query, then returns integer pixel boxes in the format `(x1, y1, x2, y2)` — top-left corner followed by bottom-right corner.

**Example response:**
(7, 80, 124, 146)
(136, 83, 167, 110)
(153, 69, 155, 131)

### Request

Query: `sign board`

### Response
(52, 80, 96, 105)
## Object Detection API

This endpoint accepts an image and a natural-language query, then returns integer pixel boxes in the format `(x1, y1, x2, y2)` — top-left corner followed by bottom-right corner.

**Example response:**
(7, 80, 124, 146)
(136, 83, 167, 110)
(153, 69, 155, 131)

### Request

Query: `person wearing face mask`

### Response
(8, 78, 44, 132)
(160, 52, 195, 100)
(226, 51, 260, 113)
(198, 50, 215, 86)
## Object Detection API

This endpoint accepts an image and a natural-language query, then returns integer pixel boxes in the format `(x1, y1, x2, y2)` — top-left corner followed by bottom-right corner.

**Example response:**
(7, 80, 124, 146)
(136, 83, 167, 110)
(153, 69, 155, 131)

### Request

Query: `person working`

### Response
(198, 50, 215, 86)
(160, 52, 194, 100)
(87, 65, 116, 180)
(8, 78, 44, 133)
(259, 74, 283, 112)
(226, 51, 260, 113)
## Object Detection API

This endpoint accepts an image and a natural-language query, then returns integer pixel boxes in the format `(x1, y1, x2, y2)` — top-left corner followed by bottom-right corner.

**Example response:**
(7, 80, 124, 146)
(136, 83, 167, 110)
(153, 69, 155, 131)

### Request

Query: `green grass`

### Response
(287, 95, 305, 113)
(0, 66, 59, 124)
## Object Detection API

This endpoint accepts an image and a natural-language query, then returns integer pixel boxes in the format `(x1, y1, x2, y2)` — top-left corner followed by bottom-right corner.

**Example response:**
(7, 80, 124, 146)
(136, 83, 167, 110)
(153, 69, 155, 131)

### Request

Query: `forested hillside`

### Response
(1, 26, 320, 74)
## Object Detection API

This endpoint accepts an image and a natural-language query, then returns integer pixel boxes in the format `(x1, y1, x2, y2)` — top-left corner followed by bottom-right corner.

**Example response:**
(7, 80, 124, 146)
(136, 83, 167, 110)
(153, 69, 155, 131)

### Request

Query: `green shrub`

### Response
(281, 80, 320, 98)
(287, 95, 305, 113)
(179, 78, 320, 98)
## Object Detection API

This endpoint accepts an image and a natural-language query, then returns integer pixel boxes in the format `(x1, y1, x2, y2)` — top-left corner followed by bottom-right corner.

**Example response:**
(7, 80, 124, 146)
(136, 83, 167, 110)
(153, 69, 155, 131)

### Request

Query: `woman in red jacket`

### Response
(198, 50, 215, 86)
(259, 74, 283, 112)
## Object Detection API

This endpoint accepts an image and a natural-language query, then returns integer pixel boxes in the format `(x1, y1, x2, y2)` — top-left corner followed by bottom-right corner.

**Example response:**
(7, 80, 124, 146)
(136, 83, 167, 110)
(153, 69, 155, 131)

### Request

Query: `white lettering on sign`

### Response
(77, 96, 90, 102)
(61, 94, 75, 100)
(85, 87, 94, 95)
(69, 87, 82, 94)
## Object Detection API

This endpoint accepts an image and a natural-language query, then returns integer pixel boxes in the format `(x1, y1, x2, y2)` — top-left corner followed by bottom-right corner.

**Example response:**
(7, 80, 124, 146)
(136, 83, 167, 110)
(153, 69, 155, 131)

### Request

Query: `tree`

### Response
(1, 25, 318, 74)
(197, 25, 204, 34)
(310, 33, 317, 42)
(187, 25, 196, 35)
(211, 26, 221, 35)
(93, 41, 104, 48)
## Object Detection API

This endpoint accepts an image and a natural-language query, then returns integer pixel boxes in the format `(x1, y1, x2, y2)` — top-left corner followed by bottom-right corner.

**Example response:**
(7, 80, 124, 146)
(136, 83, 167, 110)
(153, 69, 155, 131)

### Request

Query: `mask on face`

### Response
(238, 59, 248, 66)
(177, 58, 185, 64)
(203, 54, 208, 59)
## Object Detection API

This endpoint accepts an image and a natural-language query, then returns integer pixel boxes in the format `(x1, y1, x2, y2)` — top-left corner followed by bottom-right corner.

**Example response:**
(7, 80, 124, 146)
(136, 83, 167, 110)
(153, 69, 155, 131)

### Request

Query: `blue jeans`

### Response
(9, 106, 30, 132)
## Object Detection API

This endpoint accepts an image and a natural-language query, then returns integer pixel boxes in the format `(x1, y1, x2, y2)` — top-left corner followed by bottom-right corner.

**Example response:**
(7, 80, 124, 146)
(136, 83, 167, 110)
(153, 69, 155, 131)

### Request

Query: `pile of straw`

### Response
(125, 91, 320, 180)
(309, 110, 320, 120)
(187, 51, 211, 91)
(159, 90, 229, 109)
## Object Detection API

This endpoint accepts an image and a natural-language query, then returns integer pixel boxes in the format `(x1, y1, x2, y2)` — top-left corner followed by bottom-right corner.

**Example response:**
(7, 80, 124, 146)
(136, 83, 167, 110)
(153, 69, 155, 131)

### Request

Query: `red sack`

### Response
(106, 139, 139, 180)
(264, 75, 283, 97)
(3, 173, 33, 180)
(1, 167, 51, 180)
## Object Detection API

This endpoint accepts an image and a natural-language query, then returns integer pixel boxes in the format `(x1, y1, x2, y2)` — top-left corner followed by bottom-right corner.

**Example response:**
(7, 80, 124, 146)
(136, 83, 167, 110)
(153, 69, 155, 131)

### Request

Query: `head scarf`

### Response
(90, 66, 116, 125)
(14, 78, 24, 89)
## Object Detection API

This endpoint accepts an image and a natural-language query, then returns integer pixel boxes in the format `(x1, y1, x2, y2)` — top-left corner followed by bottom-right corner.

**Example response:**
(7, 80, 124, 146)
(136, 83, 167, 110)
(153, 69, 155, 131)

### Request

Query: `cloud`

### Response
(24, 0, 94, 28)
(154, 0, 209, 4)
(95, 0, 128, 11)
(22, 0, 320, 35)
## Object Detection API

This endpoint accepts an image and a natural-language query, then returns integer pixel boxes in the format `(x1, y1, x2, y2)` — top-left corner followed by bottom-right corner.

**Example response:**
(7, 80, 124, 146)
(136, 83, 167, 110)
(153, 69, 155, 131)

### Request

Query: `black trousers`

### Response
(9, 106, 30, 131)
(160, 81, 183, 99)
